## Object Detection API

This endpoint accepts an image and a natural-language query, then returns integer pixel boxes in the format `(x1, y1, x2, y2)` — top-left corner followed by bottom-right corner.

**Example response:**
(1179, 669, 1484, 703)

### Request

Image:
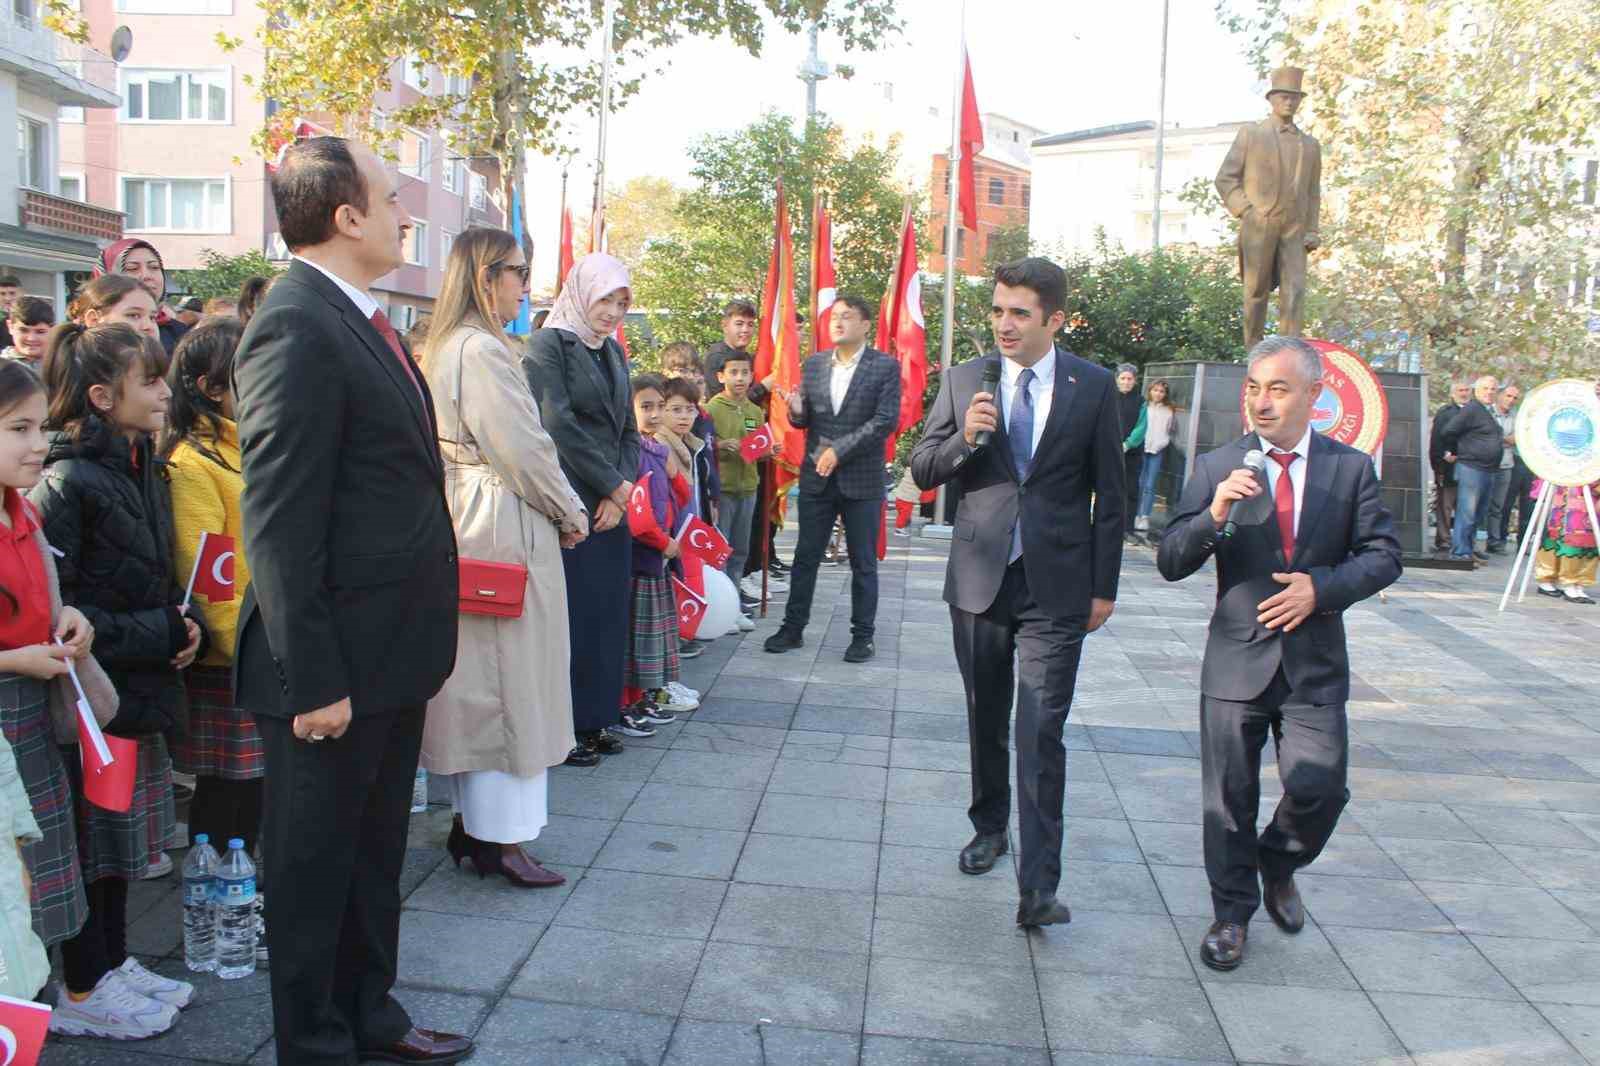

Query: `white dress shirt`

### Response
(294, 255, 378, 318)
(1260, 425, 1311, 536)
(829, 345, 864, 412)
(997, 346, 1056, 457)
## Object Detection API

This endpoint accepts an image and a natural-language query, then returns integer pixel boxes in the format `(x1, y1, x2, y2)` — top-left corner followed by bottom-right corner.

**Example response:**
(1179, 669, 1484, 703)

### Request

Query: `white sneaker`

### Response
(736, 613, 755, 632)
(739, 574, 764, 598)
(115, 956, 195, 1009)
(656, 683, 700, 711)
(49, 972, 178, 1039)
(665, 681, 700, 705)
(140, 852, 174, 880)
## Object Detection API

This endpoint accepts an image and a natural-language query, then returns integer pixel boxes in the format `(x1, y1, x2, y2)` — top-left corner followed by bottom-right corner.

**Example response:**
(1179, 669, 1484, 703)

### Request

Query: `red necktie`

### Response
(1269, 450, 1296, 561)
(369, 309, 423, 399)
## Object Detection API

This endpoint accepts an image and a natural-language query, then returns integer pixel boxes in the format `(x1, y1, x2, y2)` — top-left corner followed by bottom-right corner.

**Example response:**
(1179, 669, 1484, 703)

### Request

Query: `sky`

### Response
(524, 0, 1269, 287)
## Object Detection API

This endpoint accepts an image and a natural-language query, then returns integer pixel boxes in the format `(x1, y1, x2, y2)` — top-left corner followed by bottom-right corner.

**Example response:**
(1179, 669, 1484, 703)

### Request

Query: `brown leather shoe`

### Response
(1199, 920, 1247, 971)
(1263, 874, 1305, 934)
(362, 1026, 474, 1063)
(493, 845, 566, 888)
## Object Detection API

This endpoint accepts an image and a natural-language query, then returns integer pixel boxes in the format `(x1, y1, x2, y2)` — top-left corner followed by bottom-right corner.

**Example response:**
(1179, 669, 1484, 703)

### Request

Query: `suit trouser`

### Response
(1433, 475, 1457, 551)
(1485, 467, 1513, 548)
(784, 483, 881, 638)
(1239, 210, 1308, 347)
(1200, 669, 1349, 925)
(952, 561, 1085, 894)
(255, 707, 422, 1066)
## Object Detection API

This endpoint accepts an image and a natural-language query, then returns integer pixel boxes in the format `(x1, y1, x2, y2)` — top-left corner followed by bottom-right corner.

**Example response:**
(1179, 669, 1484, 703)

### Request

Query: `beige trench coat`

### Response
(421, 322, 587, 777)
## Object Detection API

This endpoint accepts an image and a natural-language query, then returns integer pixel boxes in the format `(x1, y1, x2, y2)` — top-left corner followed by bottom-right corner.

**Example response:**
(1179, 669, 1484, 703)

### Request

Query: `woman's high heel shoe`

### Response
(470, 841, 565, 888)
(446, 816, 472, 869)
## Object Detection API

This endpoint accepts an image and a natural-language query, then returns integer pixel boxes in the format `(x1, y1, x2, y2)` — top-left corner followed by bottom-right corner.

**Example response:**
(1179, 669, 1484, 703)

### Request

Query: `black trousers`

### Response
(59, 876, 129, 994)
(255, 706, 422, 1066)
(951, 561, 1085, 894)
(1200, 669, 1349, 925)
(783, 485, 882, 639)
(189, 775, 265, 858)
(1123, 450, 1142, 520)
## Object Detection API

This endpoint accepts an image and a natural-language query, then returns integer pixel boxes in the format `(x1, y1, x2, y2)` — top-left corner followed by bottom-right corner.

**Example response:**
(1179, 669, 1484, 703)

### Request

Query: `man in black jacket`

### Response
(234, 137, 469, 1066)
(764, 294, 900, 662)
(1428, 380, 1471, 554)
(910, 258, 1125, 927)
(1440, 375, 1501, 565)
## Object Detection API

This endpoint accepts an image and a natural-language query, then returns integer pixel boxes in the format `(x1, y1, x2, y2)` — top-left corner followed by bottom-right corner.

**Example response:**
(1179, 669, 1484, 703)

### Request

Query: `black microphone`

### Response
(973, 362, 1002, 447)
(1219, 449, 1272, 539)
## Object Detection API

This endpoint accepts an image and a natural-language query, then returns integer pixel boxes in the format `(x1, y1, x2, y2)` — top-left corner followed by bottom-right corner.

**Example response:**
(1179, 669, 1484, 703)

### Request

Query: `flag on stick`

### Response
(65, 650, 135, 813)
(809, 195, 837, 354)
(957, 47, 984, 232)
(0, 992, 51, 1066)
(183, 531, 236, 608)
(556, 208, 575, 296)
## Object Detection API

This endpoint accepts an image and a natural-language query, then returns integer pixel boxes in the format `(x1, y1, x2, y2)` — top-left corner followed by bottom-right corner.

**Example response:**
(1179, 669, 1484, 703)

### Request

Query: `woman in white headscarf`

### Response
(524, 254, 643, 762)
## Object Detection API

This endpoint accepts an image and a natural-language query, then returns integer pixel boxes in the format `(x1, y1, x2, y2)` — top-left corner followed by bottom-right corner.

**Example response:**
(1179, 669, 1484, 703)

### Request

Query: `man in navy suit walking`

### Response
(1158, 335, 1401, 972)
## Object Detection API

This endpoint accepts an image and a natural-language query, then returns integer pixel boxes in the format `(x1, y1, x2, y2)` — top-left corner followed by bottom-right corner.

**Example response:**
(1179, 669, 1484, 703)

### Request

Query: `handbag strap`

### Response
(444, 327, 528, 547)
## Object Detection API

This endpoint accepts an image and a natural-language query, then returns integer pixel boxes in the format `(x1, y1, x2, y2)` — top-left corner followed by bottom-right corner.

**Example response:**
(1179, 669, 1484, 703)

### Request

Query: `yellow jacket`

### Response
(168, 419, 250, 666)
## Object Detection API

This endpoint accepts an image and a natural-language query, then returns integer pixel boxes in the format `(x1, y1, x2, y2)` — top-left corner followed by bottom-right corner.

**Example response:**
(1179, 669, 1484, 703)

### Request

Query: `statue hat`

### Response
(1266, 67, 1306, 98)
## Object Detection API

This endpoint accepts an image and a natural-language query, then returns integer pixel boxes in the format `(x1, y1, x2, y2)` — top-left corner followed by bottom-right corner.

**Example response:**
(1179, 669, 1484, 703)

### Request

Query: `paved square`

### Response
(42, 530, 1600, 1063)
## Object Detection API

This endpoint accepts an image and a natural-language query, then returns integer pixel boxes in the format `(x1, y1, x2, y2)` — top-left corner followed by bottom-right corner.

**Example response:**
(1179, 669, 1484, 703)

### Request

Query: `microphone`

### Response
(973, 362, 1002, 448)
(1219, 449, 1272, 539)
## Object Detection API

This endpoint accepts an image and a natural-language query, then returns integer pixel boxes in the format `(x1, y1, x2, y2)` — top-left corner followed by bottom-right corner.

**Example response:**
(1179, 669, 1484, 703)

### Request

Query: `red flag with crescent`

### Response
(678, 514, 732, 572)
(189, 532, 236, 604)
(0, 992, 51, 1066)
(739, 424, 776, 464)
(672, 576, 707, 641)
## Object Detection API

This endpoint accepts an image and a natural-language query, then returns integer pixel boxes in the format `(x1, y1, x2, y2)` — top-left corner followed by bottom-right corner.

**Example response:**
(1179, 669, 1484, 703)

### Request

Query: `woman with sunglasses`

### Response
(416, 227, 587, 887)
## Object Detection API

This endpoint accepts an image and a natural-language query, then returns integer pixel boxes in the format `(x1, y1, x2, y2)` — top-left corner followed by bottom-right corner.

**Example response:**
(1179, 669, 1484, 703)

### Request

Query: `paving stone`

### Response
(1060, 859, 1168, 915)
(1037, 972, 1231, 1060)
(1322, 926, 1518, 999)
(470, 999, 675, 1065)
(767, 758, 887, 800)
(1204, 984, 1408, 1065)
(1448, 803, 1600, 848)
(664, 1020, 862, 1066)
(881, 800, 990, 851)
(779, 730, 892, 767)
(1374, 836, 1535, 886)
(524, 814, 615, 868)
(793, 705, 894, 736)
(1417, 880, 1597, 940)
(1063, 816, 1142, 863)
(735, 832, 879, 892)
(889, 711, 968, 743)
(546, 774, 645, 820)
(1553, 889, 1600, 935)
(1493, 842, 1600, 892)
(878, 843, 1018, 904)
(507, 925, 703, 1014)
(1298, 871, 1455, 932)
(650, 749, 777, 791)
(1029, 910, 1191, 980)
(885, 767, 970, 807)
(555, 869, 728, 938)
(1147, 862, 1213, 918)
(395, 910, 543, 994)
(866, 955, 1045, 1047)
(1183, 915, 1358, 989)
(860, 1035, 1049, 1065)
(871, 893, 1032, 971)
(694, 697, 798, 729)
(1346, 799, 1483, 840)
(1534, 1003, 1600, 1063)
(1372, 991, 1585, 1065)
(753, 792, 884, 842)
(888, 737, 970, 772)
(673, 720, 790, 756)
(404, 859, 578, 924)
(591, 820, 747, 880)
(1467, 934, 1600, 1004)
(802, 683, 897, 710)
(683, 942, 868, 1033)
(623, 782, 764, 832)
(712, 882, 875, 955)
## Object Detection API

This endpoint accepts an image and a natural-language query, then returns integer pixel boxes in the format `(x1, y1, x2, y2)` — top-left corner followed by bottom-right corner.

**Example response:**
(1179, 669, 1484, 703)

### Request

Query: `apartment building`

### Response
(1, 0, 122, 305)
(58, 0, 502, 325)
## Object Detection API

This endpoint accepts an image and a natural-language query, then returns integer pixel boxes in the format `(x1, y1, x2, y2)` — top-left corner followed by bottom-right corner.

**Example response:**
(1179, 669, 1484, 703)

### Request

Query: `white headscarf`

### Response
(544, 253, 630, 350)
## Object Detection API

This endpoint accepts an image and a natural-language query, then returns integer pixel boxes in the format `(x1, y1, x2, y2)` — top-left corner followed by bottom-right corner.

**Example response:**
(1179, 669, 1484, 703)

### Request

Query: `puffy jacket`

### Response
(29, 417, 208, 737)
(1440, 399, 1503, 471)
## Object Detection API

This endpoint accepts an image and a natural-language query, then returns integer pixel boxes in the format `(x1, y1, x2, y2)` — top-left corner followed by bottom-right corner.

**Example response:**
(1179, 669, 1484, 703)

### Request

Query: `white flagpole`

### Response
(181, 531, 208, 610)
(591, 0, 615, 250)
(930, 0, 966, 532)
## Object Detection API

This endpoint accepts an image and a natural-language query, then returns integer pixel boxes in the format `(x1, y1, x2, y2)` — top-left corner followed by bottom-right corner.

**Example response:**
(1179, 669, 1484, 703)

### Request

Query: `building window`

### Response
(59, 172, 84, 201)
(17, 117, 47, 189)
(441, 230, 456, 262)
(401, 53, 426, 92)
(405, 220, 429, 266)
(988, 177, 1005, 206)
(12, 0, 33, 28)
(1022, 183, 1031, 209)
(442, 157, 463, 194)
(123, 177, 228, 232)
(469, 171, 488, 211)
(398, 130, 430, 181)
(116, 0, 231, 12)
(394, 304, 419, 331)
(122, 69, 230, 124)
(1584, 160, 1598, 207)
(447, 73, 470, 97)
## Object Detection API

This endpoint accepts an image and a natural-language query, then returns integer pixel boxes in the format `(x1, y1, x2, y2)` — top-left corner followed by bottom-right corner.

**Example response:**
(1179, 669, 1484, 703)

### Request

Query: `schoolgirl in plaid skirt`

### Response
(622, 378, 688, 733)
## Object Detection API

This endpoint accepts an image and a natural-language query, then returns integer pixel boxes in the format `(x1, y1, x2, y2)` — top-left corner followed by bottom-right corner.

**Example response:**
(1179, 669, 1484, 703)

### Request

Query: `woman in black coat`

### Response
(524, 255, 641, 763)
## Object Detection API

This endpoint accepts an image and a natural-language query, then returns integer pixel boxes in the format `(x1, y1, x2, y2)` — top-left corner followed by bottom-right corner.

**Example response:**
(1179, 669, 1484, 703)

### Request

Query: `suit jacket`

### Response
(1215, 118, 1322, 238)
(789, 347, 901, 499)
(524, 327, 640, 513)
(909, 350, 1125, 621)
(232, 259, 459, 719)
(1156, 432, 1402, 704)
(1429, 401, 1464, 483)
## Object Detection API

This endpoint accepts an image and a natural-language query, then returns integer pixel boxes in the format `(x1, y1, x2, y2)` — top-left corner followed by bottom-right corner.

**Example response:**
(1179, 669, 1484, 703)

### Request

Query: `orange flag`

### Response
(810, 195, 836, 354)
(755, 180, 804, 508)
(556, 208, 574, 295)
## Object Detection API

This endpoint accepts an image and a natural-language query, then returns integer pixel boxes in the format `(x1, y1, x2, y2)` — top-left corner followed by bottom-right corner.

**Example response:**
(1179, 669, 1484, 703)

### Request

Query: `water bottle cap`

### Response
(194, 833, 209, 844)
(228, 837, 245, 849)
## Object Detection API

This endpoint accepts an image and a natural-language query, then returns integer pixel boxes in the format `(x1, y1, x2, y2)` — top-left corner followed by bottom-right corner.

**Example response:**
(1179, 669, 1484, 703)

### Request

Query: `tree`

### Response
(200, 1, 900, 210)
(1217, 0, 1600, 386)
(604, 176, 684, 267)
(632, 112, 909, 352)
(171, 250, 282, 302)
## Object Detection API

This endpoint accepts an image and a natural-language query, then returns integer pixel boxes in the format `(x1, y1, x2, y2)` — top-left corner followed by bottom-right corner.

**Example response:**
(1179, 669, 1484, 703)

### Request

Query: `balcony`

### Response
(0, 3, 120, 107)
(21, 188, 124, 243)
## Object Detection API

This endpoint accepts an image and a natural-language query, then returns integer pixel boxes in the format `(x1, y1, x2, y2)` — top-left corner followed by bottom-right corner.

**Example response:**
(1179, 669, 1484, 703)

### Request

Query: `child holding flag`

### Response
(624, 375, 699, 729)
(159, 318, 266, 961)
(31, 322, 204, 1038)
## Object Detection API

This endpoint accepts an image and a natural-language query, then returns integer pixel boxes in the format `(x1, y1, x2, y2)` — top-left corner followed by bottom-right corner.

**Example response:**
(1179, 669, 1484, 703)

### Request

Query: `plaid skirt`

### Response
(623, 572, 680, 691)
(66, 731, 178, 882)
(0, 674, 87, 948)
(172, 665, 264, 780)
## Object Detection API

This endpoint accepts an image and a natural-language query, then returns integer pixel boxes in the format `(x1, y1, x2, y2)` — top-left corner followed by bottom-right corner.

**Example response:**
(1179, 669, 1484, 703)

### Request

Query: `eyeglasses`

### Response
(494, 262, 531, 283)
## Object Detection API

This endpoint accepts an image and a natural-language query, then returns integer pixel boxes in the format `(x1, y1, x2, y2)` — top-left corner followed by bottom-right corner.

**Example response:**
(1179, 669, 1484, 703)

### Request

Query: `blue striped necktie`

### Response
(1009, 367, 1035, 479)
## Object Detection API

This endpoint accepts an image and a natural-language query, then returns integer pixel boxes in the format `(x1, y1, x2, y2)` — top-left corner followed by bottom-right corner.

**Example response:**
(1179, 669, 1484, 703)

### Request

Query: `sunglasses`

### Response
(494, 262, 531, 283)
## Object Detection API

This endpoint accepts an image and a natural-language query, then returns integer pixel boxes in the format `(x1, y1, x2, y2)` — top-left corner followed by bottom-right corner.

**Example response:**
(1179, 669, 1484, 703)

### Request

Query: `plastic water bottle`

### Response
(181, 834, 221, 972)
(410, 767, 428, 813)
(214, 838, 258, 979)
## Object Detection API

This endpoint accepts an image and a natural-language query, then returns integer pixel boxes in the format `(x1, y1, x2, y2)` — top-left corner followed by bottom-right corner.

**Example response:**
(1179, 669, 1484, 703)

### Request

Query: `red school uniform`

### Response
(0, 488, 50, 649)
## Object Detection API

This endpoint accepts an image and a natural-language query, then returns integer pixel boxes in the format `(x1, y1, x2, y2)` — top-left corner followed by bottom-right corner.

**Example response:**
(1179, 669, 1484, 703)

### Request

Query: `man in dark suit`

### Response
(764, 294, 900, 662)
(234, 137, 470, 1066)
(910, 258, 1125, 927)
(1428, 380, 1471, 555)
(1157, 336, 1401, 973)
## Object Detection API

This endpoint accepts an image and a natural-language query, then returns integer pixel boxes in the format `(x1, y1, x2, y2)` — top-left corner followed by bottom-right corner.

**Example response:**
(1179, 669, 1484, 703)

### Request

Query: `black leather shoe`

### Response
(958, 832, 1008, 875)
(362, 1026, 474, 1063)
(842, 637, 875, 662)
(763, 625, 805, 654)
(1472, 550, 1490, 562)
(1016, 890, 1071, 927)
(584, 730, 624, 756)
(1263, 874, 1305, 934)
(1200, 920, 1247, 971)
(562, 745, 600, 767)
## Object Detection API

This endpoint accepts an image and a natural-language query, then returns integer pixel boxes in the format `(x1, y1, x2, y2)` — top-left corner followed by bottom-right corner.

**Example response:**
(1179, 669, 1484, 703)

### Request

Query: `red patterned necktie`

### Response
(369, 309, 422, 399)
(1269, 450, 1297, 560)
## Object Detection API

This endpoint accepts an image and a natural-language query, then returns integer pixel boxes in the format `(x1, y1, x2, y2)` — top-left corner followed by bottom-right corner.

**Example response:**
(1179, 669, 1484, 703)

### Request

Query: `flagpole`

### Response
(591, 0, 614, 251)
(930, 0, 966, 532)
(1152, 0, 1171, 250)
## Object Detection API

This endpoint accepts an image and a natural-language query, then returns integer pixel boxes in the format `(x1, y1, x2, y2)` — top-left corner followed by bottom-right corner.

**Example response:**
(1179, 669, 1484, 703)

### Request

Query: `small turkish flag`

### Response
(739, 424, 775, 463)
(627, 473, 662, 539)
(186, 531, 236, 606)
(0, 992, 51, 1066)
(69, 658, 135, 813)
(677, 514, 732, 571)
(672, 576, 707, 640)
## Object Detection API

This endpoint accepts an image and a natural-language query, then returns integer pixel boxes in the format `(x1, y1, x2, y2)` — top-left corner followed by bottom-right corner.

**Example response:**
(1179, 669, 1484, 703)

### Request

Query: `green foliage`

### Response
(170, 250, 282, 302)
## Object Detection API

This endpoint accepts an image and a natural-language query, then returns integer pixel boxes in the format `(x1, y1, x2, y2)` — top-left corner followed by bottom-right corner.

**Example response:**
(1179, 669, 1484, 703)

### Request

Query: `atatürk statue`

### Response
(1215, 67, 1322, 350)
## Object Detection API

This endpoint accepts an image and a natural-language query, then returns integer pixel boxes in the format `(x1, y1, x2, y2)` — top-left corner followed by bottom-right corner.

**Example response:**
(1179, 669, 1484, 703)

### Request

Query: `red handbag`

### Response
(458, 558, 527, 618)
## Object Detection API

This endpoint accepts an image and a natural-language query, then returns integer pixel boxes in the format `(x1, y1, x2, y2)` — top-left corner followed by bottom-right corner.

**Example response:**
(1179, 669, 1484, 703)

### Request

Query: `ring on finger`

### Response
(309, 733, 328, 742)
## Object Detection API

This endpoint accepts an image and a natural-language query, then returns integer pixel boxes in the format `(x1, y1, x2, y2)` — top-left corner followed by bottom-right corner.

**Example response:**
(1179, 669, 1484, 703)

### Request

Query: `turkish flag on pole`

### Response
(677, 514, 732, 572)
(672, 576, 707, 641)
(556, 208, 575, 296)
(186, 531, 236, 606)
(755, 179, 805, 498)
(957, 46, 984, 232)
(739, 424, 775, 463)
(886, 208, 928, 457)
(0, 992, 51, 1066)
(809, 195, 837, 354)
(626, 473, 662, 540)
